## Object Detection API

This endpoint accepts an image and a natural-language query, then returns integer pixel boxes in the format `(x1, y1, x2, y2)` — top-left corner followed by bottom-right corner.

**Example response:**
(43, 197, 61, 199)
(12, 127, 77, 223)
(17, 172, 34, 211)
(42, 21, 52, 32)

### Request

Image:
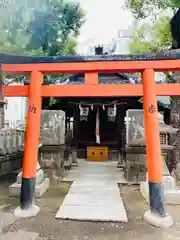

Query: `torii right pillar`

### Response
(142, 69, 173, 228)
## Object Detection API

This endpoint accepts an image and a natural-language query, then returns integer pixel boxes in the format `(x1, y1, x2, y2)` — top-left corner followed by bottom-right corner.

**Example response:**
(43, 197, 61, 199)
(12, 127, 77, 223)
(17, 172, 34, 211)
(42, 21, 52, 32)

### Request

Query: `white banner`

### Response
(95, 108, 100, 144)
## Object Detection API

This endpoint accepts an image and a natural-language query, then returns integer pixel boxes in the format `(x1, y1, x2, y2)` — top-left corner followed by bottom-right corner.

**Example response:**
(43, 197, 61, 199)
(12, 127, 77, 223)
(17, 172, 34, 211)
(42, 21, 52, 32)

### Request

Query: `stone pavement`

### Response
(62, 160, 127, 183)
(56, 160, 128, 222)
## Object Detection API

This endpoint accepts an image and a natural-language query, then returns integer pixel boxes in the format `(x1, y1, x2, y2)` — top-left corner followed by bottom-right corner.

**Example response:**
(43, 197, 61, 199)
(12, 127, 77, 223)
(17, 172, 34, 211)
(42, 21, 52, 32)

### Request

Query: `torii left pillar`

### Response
(14, 71, 43, 218)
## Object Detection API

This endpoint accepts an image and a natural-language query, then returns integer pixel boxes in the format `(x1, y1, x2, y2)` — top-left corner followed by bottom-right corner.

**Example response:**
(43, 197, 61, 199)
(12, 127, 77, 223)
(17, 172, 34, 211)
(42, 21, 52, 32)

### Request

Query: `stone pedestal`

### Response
(117, 152, 122, 168)
(64, 147, 72, 170)
(72, 150, 78, 166)
(124, 153, 147, 182)
(64, 155, 72, 170)
(140, 159, 180, 204)
(9, 162, 49, 198)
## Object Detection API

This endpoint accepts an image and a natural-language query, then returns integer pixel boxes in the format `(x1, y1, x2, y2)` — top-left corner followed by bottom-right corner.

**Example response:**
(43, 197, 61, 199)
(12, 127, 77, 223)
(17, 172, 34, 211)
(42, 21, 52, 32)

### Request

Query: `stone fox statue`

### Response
(170, 8, 180, 49)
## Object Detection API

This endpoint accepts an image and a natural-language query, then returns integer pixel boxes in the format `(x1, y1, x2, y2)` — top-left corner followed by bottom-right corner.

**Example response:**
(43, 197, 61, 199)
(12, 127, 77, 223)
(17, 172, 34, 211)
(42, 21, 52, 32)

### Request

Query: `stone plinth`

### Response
(117, 151, 124, 168)
(9, 162, 49, 198)
(72, 150, 78, 166)
(64, 154, 73, 170)
(39, 145, 65, 181)
(124, 146, 147, 182)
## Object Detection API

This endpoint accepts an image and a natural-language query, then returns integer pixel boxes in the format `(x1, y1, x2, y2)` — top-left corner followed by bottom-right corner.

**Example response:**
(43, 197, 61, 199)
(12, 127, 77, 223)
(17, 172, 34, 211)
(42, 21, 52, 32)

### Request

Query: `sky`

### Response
(75, 0, 134, 54)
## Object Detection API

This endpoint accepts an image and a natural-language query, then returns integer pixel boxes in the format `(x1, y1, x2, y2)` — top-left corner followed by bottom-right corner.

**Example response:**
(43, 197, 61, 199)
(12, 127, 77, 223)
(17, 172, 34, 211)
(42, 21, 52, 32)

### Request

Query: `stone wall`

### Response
(0, 152, 23, 177)
(0, 128, 25, 177)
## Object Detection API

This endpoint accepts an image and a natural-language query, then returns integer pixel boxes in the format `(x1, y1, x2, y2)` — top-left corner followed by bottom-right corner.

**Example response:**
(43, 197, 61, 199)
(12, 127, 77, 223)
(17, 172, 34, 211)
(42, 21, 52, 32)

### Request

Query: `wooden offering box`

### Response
(87, 146, 108, 162)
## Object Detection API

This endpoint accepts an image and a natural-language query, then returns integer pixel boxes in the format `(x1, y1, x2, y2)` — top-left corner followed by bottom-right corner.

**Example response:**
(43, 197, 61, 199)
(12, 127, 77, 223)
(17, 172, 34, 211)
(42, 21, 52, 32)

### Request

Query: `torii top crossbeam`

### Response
(1, 50, 180, 97)
(1, 51, 180, 74)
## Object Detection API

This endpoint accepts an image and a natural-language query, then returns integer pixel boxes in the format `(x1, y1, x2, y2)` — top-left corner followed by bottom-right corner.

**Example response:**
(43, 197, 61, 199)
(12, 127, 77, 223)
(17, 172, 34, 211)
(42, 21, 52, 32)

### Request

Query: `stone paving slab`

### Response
(63, 176, 127, 183)
(68, 187, 121, 195)
(63, 164, 127, 184)
(57, 160, 128, 222)
(79, 175, 125, 182)
(72, 180, 118, 188)
(61, 192, 122, 206)
(56, 203, 128, 222)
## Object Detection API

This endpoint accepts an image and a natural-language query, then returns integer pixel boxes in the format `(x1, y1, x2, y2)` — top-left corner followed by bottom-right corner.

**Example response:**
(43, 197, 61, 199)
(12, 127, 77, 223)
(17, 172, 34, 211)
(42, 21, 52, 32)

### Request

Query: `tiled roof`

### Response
(55, 73, 140, 85)
(1, 50, 180, 64)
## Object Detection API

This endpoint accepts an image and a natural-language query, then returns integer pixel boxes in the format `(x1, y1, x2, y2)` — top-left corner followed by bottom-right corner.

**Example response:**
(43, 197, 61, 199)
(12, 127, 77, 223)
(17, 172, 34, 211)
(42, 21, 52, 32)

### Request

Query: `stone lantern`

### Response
(158, 113, 178, 167)
(158, 113, 177, 143)
(125, 110, 178, 183)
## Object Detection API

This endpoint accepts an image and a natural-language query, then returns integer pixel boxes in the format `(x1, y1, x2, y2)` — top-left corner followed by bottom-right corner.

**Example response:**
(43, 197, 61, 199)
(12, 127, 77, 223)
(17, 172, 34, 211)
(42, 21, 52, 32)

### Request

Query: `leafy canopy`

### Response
(0, 0, 85, 87)
(127, 1, 177, 85)
(126, 0, 178, 19)
(129, 15, 172, 53)
(0, 0, 85, 56)
(126, 0, 178, 53)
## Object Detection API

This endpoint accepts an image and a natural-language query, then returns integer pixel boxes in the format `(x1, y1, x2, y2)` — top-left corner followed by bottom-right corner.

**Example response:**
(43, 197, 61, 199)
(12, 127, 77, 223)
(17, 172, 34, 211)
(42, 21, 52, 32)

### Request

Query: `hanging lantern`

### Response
(79, 105, 89, 121)
(107, 105, 117, 122)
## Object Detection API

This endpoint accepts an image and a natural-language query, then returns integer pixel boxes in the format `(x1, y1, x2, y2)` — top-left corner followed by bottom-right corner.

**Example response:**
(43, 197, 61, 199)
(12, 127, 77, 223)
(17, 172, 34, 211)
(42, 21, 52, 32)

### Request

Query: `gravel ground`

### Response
(0, 173, 180, 239)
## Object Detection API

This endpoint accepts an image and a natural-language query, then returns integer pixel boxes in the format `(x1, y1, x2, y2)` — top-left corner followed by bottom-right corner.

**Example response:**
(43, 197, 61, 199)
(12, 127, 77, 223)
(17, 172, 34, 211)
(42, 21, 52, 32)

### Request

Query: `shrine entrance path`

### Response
(55, 160, 128, 222)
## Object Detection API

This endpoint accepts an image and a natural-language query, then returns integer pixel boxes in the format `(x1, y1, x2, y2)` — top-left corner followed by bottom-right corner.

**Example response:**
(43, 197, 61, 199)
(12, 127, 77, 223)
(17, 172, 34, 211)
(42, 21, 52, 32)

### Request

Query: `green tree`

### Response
(0, 0, 85, 126)
(126, 0, 178, 19)
(129, 15, 172, 53)
(26, 1, 85, 56)
(0, 0, 85, 82)
(0, 0, 85, 56)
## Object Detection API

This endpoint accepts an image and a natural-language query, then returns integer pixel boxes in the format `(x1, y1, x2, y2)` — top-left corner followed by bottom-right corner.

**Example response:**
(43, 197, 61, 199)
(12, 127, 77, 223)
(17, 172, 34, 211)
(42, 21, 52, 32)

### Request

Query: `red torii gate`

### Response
(2, 56, 180, 227)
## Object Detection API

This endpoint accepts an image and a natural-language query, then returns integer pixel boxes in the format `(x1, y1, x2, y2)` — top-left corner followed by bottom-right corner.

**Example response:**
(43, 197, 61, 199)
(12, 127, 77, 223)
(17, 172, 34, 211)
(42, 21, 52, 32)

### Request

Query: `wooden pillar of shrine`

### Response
(142, 69, 173, 228)
(14, 71, 43, 218)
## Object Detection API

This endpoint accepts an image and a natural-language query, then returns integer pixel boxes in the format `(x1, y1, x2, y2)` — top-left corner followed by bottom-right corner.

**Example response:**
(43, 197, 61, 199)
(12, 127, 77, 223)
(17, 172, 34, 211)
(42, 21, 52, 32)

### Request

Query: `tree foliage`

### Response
(128, 2, 176, 82)
(129, 15, 172, 53)
(0, 0, 85, 87)
(126, 0, 178, 19)
(26, 1, 85, 56)
(0, 0, 85, 56)
(127, 0, 178, 54)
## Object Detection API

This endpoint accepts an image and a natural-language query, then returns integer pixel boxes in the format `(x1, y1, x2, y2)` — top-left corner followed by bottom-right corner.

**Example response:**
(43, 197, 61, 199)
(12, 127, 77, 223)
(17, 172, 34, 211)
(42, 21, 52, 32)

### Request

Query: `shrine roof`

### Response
(1, 50, 180, 64)
(55, 73, 139, 85)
